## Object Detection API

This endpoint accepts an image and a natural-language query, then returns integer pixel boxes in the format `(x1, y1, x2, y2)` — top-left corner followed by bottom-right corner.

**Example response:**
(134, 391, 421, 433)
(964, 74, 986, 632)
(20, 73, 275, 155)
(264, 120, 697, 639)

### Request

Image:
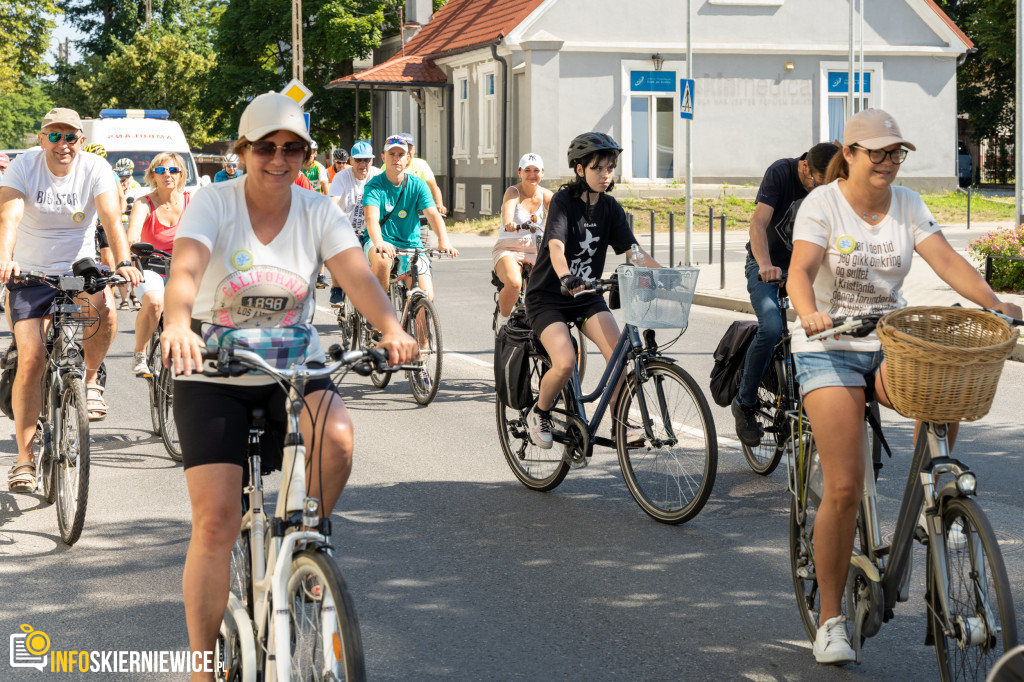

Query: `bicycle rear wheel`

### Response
(741, 361, 786, 476)
(286, 549, 366, 681)
(56, 376, 90, 545)
(931, 496, 1018, 681)
(615, 360, 717, 524)
(158, 369, 182, 462)
(407, 296, 443, 405)
(339, 296, 361, 352)
(146, 330, 162, 436)
(496, 353, 570, 491)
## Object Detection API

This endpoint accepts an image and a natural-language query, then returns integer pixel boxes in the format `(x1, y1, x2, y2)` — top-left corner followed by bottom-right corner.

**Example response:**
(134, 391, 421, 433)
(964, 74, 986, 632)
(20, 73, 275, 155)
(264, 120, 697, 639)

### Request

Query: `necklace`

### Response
(862, 211, 879, 222)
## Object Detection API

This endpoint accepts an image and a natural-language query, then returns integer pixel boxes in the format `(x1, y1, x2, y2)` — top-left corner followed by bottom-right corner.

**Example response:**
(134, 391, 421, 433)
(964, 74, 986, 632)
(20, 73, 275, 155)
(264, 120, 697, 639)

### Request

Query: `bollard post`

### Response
(708, 206, 714, 264)
(720, 215, 726, 289)
(650, 210, 656, 259)
(985, 256, 992, 283)
(668, 212, 675, 267)
(967, 187, 971, 230)
(628, 211, 634, 231)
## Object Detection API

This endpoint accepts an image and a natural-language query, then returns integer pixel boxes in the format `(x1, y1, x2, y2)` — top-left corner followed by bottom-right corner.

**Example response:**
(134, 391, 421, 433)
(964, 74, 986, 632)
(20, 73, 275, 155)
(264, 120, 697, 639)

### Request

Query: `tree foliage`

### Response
(940, 0, 1015, 142)
(72, 30, 220, 146)
(0, 81, 55, 148)
(59, 0, 225, 57)
(0, 0, 60, 94)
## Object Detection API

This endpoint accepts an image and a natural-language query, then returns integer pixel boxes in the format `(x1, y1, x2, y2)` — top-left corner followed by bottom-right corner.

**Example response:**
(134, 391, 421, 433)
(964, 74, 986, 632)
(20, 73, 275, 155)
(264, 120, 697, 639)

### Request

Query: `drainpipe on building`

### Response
(490, 42, 509, 196)
(447, 82, 455, 211)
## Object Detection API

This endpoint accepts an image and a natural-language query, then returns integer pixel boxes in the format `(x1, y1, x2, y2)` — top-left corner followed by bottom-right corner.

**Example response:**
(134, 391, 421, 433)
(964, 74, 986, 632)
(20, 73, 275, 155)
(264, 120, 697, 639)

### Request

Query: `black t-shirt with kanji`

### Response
(525, 190, 638, 309)
(744, 157, 808, 270)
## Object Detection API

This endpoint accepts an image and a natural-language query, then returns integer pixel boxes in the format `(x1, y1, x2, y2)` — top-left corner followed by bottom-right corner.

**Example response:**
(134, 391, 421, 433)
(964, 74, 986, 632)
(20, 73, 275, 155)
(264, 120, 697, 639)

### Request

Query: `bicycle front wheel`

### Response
(147, 331, 162, 436)
(158, 370, 182, 462)
(931, 496, 1018, 681)
(407, 296, 443, 405)
(56, 376, 90, 545)
(741, 361, 786, 476)
(615, 360, 717, 524)
(496, 353, 571, 491)
(286, 549, 366, 682)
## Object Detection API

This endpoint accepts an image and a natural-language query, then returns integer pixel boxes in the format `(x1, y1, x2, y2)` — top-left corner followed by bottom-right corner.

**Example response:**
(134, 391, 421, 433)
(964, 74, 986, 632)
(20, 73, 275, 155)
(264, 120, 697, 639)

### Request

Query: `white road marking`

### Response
(445, 351, 493, 368)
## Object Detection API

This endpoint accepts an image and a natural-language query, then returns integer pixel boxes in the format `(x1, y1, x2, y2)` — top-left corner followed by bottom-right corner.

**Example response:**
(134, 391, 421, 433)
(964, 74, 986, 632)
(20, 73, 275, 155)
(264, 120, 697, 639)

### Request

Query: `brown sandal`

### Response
(8, 462, 36, 493)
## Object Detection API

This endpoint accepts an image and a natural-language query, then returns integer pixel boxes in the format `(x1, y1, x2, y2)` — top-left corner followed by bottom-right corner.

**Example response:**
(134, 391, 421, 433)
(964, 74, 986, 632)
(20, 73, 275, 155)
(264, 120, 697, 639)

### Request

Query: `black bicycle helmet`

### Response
(333, 148, 349, 163)
(566, 132, 622, 170)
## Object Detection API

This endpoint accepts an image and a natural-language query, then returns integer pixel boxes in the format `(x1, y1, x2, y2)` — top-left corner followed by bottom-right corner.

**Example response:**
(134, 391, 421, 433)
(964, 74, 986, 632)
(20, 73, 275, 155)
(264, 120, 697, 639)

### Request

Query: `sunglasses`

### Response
(851, 144, 908, 165)
(154, 166, 182, 175)
(226, 164, 238, 168)
(46, 132, 81, 144)
(351, 158, 372, 164)
(247, 141, 309, 160)
(384, 136, 407, 147)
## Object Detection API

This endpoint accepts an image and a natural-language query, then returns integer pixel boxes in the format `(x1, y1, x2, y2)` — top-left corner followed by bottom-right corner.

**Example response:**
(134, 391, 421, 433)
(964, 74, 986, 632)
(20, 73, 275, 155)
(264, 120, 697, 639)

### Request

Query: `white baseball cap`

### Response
(518, 153, 543, 170)
(238, 92, 313, 145)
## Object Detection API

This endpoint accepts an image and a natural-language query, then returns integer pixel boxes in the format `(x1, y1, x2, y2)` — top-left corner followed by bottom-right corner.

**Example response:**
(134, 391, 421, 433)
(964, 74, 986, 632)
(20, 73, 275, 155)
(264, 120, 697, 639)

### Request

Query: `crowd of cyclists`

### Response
(1, 95, 1022, 679)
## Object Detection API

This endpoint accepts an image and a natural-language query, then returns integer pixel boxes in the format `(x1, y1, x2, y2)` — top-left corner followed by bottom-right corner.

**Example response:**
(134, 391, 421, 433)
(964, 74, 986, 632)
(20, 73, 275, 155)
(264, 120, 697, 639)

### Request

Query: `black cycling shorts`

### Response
(173, 368, 338, 471)
(526, 296, 610, 341)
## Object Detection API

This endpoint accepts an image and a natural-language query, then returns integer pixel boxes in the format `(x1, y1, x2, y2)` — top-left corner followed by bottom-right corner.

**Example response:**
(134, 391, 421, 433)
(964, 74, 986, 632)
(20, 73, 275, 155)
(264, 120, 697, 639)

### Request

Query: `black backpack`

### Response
(708, 321, 759, 408)
(0, 344, 17, 420)
(494, 318, 535, 410)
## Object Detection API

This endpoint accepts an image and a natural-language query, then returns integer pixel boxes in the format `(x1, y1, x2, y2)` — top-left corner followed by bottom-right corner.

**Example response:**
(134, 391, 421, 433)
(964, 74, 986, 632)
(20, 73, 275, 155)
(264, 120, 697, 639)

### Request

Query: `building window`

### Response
(480, 185, 493, 215)
(453, 71, 469, 158)
(819, 62, 882, 144)
(454, 183, 466, 213)
(478, 66, 498, 159)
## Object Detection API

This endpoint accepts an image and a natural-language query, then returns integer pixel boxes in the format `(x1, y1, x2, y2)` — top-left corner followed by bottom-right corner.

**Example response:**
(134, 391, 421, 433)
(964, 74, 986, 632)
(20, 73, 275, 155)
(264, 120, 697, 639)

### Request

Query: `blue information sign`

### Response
(631, 70, 677, 92)
(304, 112, 311, 131)
(828, 72, 871, 93)
(679, 79, 694, 120)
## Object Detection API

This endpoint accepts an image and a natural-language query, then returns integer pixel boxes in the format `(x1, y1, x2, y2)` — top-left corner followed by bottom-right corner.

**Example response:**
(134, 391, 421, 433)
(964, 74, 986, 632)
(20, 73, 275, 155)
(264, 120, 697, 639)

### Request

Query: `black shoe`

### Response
(329, 287, 344, 306)
(316, 274, 328, 289)
(732, 398, 764, 447)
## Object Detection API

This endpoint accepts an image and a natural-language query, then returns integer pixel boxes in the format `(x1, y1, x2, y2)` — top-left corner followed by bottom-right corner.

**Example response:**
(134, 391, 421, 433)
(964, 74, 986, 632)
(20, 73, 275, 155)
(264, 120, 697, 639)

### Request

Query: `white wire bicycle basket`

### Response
(616, 265, 699, 329)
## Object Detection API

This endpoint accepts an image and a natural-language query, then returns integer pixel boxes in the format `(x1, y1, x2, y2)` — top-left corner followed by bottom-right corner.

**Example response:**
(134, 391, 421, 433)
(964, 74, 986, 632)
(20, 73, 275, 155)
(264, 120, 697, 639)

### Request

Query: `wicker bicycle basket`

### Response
(876, 306, 1018, 422)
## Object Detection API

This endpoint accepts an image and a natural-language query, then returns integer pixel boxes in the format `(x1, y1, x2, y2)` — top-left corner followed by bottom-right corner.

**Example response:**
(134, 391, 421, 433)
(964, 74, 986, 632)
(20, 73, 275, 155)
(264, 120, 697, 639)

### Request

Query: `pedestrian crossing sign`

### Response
(680, 79, 694, 120)
(282, 79, 312, 107)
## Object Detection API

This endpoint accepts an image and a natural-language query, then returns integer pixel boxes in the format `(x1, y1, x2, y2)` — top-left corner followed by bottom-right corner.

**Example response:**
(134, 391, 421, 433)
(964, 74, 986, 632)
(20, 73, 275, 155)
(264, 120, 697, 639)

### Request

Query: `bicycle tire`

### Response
(407, 296, 443, 405)
(37, 417, 57, 504)
(55, 376, 90, 545)
(931, 496, 1018, 681)
(741, 360, 786, 476)
(147, 330, 162, 436)
(496, 353, 571, 491)
(574, 328, 588, 383)
(158, 369, 182, 462)
(615, 360, 717, 524)
(285, 549, 366, 682)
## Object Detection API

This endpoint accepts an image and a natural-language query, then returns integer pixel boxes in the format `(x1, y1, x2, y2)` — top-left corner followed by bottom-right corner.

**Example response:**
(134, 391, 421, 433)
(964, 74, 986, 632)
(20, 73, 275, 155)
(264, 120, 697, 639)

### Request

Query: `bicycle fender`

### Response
(936, 480, 967, 506)
(849, 549, 881, 583)
(223, 595, 257, 682)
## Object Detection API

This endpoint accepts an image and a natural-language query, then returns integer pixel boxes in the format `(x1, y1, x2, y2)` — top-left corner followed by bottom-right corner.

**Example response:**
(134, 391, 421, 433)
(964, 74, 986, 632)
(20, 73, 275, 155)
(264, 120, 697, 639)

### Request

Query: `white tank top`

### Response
(497, 185, 547, 242)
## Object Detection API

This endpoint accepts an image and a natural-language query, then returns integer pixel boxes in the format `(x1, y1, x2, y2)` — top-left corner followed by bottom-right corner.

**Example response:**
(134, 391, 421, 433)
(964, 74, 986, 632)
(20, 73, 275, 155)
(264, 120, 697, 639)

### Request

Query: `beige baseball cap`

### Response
(238, 92, 313, 145)
(40, 108, 83, 131)
(843, 109, 915, 151)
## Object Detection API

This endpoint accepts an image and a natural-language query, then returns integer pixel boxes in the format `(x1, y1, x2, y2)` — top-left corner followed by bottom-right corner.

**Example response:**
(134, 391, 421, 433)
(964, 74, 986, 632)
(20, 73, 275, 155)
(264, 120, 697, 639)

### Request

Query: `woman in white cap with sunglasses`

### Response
(787, 108, 1021, 666)
(492, 152, 553, 327)
(160, 92, 417, 677)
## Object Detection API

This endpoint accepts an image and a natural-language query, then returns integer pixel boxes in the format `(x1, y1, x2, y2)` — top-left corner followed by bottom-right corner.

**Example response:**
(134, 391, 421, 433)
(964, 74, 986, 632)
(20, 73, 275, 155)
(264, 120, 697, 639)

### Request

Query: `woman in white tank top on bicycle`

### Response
(492, 153, 553, 325)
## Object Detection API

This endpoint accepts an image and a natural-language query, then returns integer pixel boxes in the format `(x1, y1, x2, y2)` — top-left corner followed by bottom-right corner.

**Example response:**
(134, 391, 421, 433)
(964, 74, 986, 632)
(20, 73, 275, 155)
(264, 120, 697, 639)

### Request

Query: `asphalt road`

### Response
(1, 232, 1023, 681)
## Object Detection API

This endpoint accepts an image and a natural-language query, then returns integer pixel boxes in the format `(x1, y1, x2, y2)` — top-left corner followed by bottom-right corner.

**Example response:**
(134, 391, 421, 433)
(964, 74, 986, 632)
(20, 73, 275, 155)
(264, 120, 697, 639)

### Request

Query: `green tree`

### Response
(59, 0, 225, 57)
(0, 81, 55, 147)
(0, 0, 60, 93)
(940, 0, 1015, 143)
(75, 29, 220, 146)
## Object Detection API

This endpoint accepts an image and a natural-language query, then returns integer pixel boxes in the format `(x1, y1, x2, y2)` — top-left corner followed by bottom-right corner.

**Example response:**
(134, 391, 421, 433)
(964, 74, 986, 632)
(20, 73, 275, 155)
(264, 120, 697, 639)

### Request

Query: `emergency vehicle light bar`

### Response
(99, 109, 171, 120)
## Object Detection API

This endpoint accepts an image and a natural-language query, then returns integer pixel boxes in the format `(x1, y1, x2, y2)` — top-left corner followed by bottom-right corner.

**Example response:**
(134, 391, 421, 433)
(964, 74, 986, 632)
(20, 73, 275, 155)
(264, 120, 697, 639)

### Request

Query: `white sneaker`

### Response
(813, 616, 855, 665)
(131, 352, 150, 376)
(525, 406, 553, 449)
(918, 511, 967, 551)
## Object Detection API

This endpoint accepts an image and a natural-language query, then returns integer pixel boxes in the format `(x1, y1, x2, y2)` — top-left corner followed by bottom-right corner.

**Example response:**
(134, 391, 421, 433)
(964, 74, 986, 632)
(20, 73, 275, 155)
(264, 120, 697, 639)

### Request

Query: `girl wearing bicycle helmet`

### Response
(788, 109, 1021, 666)
(492, 152, 553, 326)
(523, 132, 658, 448)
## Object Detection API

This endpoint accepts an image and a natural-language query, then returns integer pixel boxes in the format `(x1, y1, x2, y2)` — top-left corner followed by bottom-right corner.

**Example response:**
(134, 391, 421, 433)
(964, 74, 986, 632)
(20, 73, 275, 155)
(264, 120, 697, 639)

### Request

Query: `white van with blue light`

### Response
(80, 109, 201, 200)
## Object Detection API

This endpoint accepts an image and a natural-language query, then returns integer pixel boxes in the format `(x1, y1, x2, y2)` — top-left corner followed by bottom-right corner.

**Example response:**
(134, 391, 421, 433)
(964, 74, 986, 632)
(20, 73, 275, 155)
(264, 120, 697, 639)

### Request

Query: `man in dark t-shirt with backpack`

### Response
(732, 142, 838, 446)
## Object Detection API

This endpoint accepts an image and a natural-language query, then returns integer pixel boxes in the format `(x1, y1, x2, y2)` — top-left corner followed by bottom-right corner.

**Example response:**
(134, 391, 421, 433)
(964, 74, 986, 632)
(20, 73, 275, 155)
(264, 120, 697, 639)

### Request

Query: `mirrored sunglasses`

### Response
(154, 166, 182, 175)
(47, 132, 81, 144)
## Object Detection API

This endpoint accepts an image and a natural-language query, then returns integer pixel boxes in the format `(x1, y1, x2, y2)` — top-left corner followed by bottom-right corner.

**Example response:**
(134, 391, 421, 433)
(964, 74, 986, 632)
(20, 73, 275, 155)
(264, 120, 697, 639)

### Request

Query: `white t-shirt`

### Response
(328, 166, 382, 238)
(1, 149, 116, 275)
(790, 181, 942, 353)
(175, 179, 360, 383)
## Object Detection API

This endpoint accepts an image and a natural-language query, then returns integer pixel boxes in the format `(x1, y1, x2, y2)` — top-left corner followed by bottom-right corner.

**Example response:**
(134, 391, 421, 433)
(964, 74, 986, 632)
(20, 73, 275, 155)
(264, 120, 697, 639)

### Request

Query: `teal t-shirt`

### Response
(362, 173, 434, 248)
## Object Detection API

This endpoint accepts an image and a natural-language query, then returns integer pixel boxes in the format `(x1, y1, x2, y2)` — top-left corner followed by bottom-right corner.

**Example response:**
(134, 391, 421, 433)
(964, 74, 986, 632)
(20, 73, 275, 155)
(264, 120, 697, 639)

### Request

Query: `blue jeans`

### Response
(736, 255, 785, 407)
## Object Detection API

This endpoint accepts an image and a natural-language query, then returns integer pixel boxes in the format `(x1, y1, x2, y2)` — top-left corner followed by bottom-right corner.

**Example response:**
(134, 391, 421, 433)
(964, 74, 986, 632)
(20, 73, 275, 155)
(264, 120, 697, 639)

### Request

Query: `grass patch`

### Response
(445, 189, 1015, 235)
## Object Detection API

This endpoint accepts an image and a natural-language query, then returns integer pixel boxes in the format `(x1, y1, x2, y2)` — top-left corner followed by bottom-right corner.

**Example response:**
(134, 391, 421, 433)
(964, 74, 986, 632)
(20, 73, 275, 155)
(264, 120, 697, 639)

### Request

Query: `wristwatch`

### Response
(116, 259, 133, 269)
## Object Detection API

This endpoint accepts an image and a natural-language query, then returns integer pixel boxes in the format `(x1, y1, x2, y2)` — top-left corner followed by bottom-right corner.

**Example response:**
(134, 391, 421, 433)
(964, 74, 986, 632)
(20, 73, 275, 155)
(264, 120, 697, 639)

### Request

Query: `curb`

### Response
(692, 293, 1024, 363)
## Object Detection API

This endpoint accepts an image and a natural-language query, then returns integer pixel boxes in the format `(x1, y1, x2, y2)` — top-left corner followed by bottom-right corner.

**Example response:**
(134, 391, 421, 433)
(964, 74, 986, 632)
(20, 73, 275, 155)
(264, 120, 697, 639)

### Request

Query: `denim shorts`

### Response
(363, 240, 430, 277)
(794, 350, 883, 396)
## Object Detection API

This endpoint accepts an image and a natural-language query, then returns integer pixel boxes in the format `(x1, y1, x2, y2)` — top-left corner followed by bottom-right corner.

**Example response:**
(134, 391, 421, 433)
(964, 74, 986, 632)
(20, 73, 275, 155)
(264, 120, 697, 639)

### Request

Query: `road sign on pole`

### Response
(282, 79, 312, 107)
(680, 79, 694, 120)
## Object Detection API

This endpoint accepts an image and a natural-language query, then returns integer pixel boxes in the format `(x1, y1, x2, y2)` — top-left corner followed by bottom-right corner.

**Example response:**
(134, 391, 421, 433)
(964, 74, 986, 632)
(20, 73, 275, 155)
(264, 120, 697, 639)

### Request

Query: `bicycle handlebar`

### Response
(516, 221, 543, 233)
(561, 277, 619, 299)
(389, 247, 452, 259)
(200, 345, 420, 380)
(14, 271, 126, 293)
(805, 306, 1024, 343)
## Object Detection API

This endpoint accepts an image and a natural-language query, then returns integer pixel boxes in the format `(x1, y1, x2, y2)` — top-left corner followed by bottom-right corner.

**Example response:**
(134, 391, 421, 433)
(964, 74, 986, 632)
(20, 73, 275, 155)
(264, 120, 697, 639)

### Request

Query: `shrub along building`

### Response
(328, 0, 972, 220)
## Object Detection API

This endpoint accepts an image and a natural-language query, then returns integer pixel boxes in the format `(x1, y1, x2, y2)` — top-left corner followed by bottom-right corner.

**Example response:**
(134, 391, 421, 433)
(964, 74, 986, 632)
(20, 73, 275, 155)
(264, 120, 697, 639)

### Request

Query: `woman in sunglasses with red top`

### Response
(125, 152, 190, 373)
(160, 92, 417, 679)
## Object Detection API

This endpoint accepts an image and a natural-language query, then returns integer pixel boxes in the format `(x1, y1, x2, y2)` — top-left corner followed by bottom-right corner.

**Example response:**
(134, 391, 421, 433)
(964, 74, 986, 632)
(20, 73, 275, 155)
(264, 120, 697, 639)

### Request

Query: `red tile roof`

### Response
(335, 55, 447, 86)
(403, 0, 546, 58)
(923, 0, 974, 49)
